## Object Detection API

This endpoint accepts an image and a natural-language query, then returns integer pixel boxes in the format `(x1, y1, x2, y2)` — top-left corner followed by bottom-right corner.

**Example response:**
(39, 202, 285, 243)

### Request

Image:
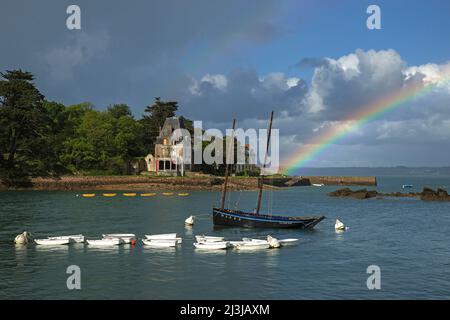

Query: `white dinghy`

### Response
(87, 238, 124, 246)
(142, 239, 178, 248)
(334, 219, 347, 231)
(47, 234, 85, 243)
(193, 241, 229, 250)
(145, 234, 182, 243)
(235, 238, 270, 250)
(35, 238, 70, 246)
(145, 233, 178, 240)
(195, 235, 225, 243)
(278, 238, 299, 246)
(102, 233, 136, 244)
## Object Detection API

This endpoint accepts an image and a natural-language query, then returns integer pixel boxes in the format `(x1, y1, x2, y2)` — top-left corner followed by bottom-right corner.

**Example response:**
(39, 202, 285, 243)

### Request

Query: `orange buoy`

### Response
(130, 239, 136, 245)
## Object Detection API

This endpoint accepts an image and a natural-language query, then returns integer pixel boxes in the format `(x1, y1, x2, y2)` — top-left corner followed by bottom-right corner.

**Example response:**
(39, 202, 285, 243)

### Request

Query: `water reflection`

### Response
(193, 249, 227, 256)
(14, 244, 28, 266)
(34, 245, 69, 253)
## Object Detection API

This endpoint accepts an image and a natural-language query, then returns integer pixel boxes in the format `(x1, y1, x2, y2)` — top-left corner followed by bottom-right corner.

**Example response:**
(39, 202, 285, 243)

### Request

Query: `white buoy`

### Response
(267, 235, 281, 248)
(14, 231, 30, 245)
(185, 215, 195, 226)
(335, 219, 346, 231)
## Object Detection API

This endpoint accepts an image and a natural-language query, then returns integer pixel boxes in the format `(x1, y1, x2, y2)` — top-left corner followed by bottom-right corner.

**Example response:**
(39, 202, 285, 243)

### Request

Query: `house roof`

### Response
(155, 117, 185, 144)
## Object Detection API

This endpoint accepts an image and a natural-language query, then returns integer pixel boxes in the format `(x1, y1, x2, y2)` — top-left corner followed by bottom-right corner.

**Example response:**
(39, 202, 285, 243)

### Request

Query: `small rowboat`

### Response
(145, 233, 178, 240)
(162, 192, 174, 196)
(47, 234, 85, 243)
(142, 239, 178, 247)
(278, 238, 299, 246)
(178, 193, 189, 196)
(102, 233, 136, 244)
(235, 238, 270, 250)
(123, 193, 137, 197)
(141, 193, 157, 197)
(82, 194, 96, 198)
(195, 235, 225, 243)
(193, 241, 229, 250)
(103, 193, 117, 197)
(87, 238, 124, 246)
(234, 240, 270, 250)
(35, 238, 70, 245)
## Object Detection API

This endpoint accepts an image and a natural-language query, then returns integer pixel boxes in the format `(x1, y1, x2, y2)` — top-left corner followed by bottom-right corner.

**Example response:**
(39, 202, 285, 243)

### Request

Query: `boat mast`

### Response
(255, 111, 273, 215)
(220, 119, 236, 210)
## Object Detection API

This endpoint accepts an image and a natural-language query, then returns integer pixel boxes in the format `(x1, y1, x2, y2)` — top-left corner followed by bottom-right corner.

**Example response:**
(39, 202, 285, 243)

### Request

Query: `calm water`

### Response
(1, 176, 450, 299)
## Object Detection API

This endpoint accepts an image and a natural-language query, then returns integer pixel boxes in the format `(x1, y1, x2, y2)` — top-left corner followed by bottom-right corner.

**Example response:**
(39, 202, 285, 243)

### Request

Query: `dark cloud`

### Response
(181, 68, 308, 122)
(0, 0, 284, 110)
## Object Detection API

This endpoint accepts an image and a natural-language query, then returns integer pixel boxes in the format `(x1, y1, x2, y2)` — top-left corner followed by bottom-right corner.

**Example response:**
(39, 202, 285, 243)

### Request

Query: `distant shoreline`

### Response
(0, 175, 377, 191)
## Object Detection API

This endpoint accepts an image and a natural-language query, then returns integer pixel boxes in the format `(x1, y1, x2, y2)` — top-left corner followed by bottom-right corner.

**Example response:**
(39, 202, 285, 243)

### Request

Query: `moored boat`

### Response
(35, 238, 70, 245)
(312, 183, 325, 187)
(102, 233, 136, 244)
(195, 235, 225, 243)
(47, 234, 85, 243)
(212, 113, 325, 229)
(278, 238, 299, 246)
(142, 239, 178, 247)
(234, 240, 270, 250)
(193, 241, 229, 250)
(145, 233, 178, 240)
(87, 238, 124, 246)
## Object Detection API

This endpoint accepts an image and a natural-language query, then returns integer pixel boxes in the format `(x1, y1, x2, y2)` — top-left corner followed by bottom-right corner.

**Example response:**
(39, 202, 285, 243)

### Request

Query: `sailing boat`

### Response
(212, 112, 325, 229)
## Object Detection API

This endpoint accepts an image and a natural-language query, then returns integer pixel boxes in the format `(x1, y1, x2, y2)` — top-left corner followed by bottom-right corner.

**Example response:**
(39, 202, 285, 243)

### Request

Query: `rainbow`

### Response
(283, 68, 450, 175)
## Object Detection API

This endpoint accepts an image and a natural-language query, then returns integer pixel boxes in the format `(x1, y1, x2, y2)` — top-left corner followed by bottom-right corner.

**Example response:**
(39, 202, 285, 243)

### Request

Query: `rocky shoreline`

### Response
(0, 175, 377, 191)
(0, 176, 272, 191)
(328, 187, 450, 201)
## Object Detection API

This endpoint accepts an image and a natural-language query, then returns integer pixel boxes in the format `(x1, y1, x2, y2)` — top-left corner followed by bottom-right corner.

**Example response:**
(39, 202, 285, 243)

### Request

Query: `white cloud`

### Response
(181, 49, 450, 166)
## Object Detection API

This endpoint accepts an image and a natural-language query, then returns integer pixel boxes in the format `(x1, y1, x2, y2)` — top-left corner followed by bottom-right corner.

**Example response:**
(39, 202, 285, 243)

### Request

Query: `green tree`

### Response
(107, 103, 132, 119)
(141, 97, 178, 152)
(0, 70, 50, 183)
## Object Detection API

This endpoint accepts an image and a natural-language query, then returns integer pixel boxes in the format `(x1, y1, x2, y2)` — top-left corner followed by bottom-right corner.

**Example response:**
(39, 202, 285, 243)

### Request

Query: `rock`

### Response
(328, 188, 378, 199)
(420, 187, 450, 201)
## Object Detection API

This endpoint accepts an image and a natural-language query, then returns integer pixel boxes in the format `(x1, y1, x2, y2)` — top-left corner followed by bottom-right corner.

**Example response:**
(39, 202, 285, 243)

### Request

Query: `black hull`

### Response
(212, 208, 325, 229)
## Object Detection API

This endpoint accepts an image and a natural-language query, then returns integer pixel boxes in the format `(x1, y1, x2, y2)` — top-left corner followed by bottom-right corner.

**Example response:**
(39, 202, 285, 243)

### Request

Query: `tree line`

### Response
(0, 70, 192, 185)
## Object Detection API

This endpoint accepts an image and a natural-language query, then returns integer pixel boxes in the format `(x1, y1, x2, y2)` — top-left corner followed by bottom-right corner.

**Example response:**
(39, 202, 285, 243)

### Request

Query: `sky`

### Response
(1, 0, 450, 170)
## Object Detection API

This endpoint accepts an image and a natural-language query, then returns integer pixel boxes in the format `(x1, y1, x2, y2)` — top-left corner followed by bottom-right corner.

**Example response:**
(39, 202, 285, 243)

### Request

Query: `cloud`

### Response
(180, 49, 450, 166)
(42, 30, 110, 83)
(305, 49, 407, 119)
(182, 68, 308, 122)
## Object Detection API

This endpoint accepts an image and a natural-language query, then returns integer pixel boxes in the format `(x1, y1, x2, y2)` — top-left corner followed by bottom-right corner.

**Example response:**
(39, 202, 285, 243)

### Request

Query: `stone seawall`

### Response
(1, 175, 377, 191)
(265, 176, 377, 187)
